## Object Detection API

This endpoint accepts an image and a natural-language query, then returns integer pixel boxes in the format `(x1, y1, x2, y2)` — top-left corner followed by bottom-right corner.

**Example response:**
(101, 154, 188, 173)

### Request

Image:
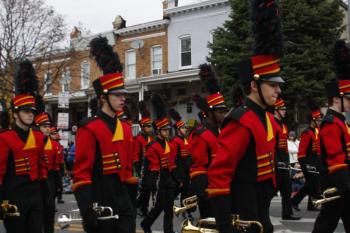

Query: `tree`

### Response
(209, 0, 344, 129)
(0, 0, 68, 98)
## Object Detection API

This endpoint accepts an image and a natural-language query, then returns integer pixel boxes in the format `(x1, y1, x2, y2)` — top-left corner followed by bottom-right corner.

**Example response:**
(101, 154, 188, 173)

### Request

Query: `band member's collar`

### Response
(327, 109, 345, 121)
(245, 98, 266, 119)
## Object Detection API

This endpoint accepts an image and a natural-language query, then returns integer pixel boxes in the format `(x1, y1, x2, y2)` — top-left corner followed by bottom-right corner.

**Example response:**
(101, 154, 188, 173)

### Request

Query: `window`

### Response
(44, 71, 53, 94)
(151, 46, 162, 75)
(180, 36, 191, 68)
(125, 50, 136, 79)
(61, 68, 71, 92)
(81, 61, 90, 89)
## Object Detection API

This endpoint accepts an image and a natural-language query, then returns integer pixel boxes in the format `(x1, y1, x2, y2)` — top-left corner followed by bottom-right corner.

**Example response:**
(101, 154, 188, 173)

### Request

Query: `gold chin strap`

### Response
(147, 136, 152, 144)
(112, 118, 124, 142)
(266, 113, 274, 142)
(23, 128, 37, 150)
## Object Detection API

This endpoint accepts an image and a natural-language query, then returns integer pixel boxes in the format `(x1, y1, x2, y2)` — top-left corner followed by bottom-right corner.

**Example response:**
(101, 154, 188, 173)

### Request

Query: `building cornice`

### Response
(165, 0, 229, 17)
(114, 19, 169, 36)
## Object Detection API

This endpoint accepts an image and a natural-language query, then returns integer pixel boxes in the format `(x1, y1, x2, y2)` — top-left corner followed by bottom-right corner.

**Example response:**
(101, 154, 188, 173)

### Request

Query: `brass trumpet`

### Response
(174, 195, 198, 216)
(57, 203, 119, 229)
(312, 187, 341, 207)
(181, 215, 263, 233)
(1, 200, 20, 217)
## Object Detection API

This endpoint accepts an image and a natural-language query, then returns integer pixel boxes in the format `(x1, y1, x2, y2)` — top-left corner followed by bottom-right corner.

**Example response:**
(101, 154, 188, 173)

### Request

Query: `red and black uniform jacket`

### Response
(0, 126, 47, 200)
(172, 135, 191, 183)
(189, 124, 218, 180)
(43, 137, 61, 173)
(298, 126, 321, 173)
(146, 137, 177, 188)
(73, 111, 136, 214)
(133, 132, 153, 177)
(207, 99, 277, 232)
(319, 109, 350, 194)
(275, 119, 290, 169)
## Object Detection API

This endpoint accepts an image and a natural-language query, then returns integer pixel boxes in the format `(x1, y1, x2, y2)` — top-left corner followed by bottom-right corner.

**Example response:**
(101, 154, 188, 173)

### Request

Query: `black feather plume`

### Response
(333, 40, 350, 80)
(90, 36, 123, 75)
(193, 94, 209, 113)
(138, 101, 151, 118)
(198, 63, 220, 94)
(0, 99, 9, 129)
(151, 93, 167, 120)
(35, 95, 45, 114)
(304, 96, 319, 112)
(89, 97, 99, 116)
(123, 105, 131, 120)
(14, 59, 39, 95)
(231, 86, 244, 108)
(251, 0, 283, 57)
(168, 108, 182, 122)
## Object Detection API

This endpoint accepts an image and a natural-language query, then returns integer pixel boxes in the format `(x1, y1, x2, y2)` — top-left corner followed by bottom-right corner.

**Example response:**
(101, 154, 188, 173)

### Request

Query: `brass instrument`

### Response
(57, 203, 119, 229)
(174, 195, 198, 216)
(232, 215, 263, 233)
(312, 187, 341, 208)
(181, 215, 263, 233)
(1, 200, 20, 217)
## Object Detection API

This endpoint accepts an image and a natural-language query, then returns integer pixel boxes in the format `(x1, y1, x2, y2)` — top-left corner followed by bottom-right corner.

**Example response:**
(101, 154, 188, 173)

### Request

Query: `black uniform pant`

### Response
(137, 171, 153, 214)
(142, 175, 177, 233)
(126, 183, 138, 213)
(292, 173, 320, 209)
(178, 157, 192, 207)
(56, 165, 65, 201)
(43, 172, 57, 233)
(191, 174, 212, 218)
(312, 191, 350, 233)
(92, 175, 136, 233)
(276, 169, 294, 217)
(230, 180, 275, 233)
(4, 197, 44, 233)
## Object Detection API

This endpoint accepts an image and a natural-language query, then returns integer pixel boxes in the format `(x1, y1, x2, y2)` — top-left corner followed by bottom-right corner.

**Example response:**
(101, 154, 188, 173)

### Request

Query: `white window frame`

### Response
(151, 45, 163, 76)
(80, 60, 90, 89)
(179, 35, 192, 69)
(125, 49, 136, 80)
(61, 67, 71, 92)
(44, 71, 53, 94)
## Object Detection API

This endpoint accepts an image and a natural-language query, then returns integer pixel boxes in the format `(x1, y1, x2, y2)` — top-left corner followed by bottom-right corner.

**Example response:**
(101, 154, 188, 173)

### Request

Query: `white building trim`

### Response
(121, 32, 166, 42)
(114, 19, 169, 36)
(165, 0, 229, 16)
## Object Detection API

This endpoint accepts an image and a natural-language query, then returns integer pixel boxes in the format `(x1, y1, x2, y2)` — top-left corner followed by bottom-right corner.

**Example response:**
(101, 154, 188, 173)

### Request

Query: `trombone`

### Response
(175, 196, 263, 233)
(57, 203, 119, 229)
(174, 195, 198, 216)
(181, 215, 263, 233)
(312, 187, 341, 208)
(1, 200, 20, 217)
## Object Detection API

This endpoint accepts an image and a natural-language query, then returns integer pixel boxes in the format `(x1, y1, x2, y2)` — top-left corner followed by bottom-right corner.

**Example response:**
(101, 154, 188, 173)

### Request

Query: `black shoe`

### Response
(292, 204, 301, 211)
(141, 221, 152, 233)
(57, 199, 65, 204)
(282, 214, 301, 220)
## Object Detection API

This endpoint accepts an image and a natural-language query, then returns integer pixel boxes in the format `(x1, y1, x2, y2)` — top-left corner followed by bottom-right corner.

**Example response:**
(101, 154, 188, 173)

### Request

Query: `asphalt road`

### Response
(0, 194, 345, 233)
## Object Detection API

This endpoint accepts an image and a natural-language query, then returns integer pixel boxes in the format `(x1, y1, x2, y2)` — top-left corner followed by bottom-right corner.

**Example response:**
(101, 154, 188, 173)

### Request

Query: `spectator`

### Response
(287, 131, 299, 166)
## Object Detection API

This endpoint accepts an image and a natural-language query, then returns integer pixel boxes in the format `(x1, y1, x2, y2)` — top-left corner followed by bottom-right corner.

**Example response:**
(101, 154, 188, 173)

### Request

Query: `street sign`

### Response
(57, 112, 69, 129)
(58, 92, 69, 108)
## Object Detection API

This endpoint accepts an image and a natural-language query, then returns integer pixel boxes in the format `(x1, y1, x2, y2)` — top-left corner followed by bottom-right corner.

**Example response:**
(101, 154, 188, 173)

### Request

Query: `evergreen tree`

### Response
(209, 0, 344, 128)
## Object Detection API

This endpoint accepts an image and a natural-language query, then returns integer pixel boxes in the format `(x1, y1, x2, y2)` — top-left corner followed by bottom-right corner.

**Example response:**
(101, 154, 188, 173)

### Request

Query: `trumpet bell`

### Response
(57, 214, 71, 229)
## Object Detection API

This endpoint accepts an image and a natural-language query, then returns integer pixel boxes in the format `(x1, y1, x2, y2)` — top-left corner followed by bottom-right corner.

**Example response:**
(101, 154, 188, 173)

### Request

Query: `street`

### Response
(0, 194, 345, 233)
